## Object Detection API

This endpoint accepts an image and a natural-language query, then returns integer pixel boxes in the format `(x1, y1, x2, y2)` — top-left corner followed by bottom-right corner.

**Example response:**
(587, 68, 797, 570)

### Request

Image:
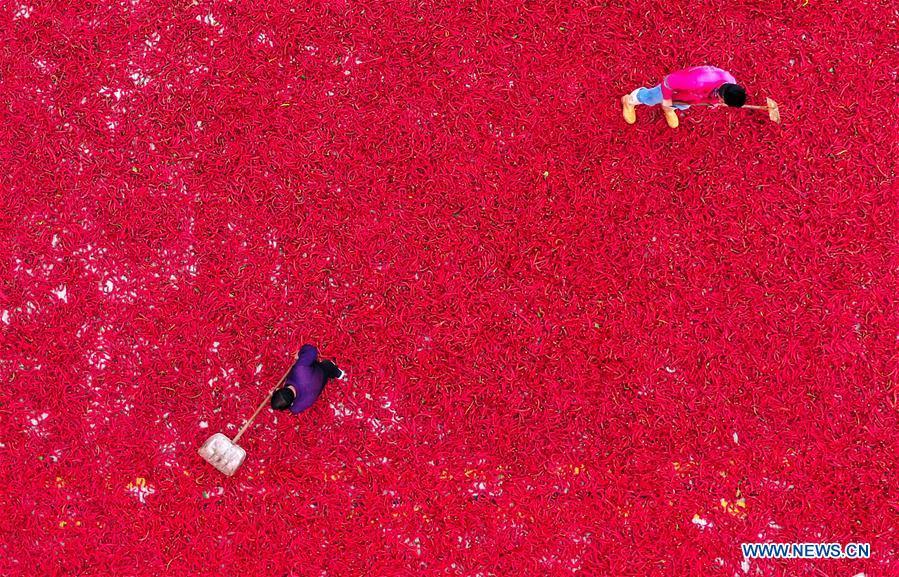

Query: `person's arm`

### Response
(296, 344, 318, 366)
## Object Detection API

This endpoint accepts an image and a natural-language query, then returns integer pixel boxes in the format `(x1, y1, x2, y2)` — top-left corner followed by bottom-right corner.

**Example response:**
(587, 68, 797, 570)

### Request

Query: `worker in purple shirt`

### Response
(270, 344, 345, 414)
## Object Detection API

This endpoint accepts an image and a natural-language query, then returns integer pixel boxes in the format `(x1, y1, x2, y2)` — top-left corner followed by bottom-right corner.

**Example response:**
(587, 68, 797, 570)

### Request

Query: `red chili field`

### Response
(1, 1, 895, 575)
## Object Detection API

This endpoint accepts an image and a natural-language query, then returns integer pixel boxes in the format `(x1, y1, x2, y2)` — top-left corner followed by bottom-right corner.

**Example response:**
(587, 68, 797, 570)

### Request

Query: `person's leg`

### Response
(623, 85, 663, 124)
(635, 85, 663, 106)
(319, 360, 343, 381)
(634, 85, 679, 128)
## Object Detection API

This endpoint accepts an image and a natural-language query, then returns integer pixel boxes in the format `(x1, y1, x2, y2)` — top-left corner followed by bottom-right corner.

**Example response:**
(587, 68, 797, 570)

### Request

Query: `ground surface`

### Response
(0, 1, 896, 576)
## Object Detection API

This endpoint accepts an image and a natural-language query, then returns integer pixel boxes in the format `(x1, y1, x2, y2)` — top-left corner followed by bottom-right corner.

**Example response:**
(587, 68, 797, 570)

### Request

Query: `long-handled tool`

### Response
(743, 98, 781, 123)
(687, 97, 781, 123)
(198, 363, 292, 476)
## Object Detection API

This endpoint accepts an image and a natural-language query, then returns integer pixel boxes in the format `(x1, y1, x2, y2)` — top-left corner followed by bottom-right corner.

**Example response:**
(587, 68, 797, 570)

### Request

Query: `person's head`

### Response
(719, 83, 746, 107)
(271, 386, 296, 411)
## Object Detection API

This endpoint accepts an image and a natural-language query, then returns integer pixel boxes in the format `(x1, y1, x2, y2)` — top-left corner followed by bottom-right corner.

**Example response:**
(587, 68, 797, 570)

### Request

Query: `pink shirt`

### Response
(661, 66, 736, 104)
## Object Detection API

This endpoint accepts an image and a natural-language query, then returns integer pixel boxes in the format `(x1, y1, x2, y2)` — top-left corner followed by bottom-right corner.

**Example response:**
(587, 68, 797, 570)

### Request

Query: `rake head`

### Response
(766, 98, 781, 123)
(198, 432, 247, 476)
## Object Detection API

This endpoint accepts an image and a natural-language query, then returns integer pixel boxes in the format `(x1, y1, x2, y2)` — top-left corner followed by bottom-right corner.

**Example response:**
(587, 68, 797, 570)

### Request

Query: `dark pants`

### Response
(318, 360, 341, 384)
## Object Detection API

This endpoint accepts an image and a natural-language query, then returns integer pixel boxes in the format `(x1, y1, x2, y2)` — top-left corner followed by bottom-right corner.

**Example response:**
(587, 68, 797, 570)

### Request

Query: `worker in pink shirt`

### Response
(622, 66, 746, 128)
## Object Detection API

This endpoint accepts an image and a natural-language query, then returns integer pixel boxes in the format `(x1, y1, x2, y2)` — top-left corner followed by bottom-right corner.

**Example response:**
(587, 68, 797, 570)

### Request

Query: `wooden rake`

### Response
(198, 362, 293, 476)
(743, 98, 781, 123)
(691, 97, 781, 123)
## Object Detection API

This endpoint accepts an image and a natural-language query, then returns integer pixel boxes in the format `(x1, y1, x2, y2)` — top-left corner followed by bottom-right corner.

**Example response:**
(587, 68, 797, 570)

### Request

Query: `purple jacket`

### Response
(286, 344, 326, 414)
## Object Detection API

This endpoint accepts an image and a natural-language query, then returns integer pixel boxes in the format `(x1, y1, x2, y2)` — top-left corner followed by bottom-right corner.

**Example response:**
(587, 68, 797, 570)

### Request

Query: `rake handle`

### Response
(686, 103, 770, 110)
(231, 357, 295, 444)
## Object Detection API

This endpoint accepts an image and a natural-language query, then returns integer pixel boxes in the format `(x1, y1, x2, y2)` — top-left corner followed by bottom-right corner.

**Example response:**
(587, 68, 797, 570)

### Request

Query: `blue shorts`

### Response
(635, 85, 690, 109)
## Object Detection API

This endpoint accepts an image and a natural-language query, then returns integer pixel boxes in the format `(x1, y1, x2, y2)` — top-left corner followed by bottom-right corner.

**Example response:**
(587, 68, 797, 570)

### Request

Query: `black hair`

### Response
(271, 387, 295, 411)
(719, 83, 746, 107)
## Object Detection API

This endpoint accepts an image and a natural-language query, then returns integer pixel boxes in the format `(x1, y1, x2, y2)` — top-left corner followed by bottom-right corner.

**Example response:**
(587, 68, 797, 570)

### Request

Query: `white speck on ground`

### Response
(403, 537, 422, 556)
(330, 402, 363, 420)
(198, 13, 220, 27)
(14, 5, 33, 19)
(199, 421, 208, 428)
(691, 514, 712, 529)
(130, 71, 151, 86)
(126, 479, 155, 503)
(52, 286, 68, 302)
(29, 412, 49, 427)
